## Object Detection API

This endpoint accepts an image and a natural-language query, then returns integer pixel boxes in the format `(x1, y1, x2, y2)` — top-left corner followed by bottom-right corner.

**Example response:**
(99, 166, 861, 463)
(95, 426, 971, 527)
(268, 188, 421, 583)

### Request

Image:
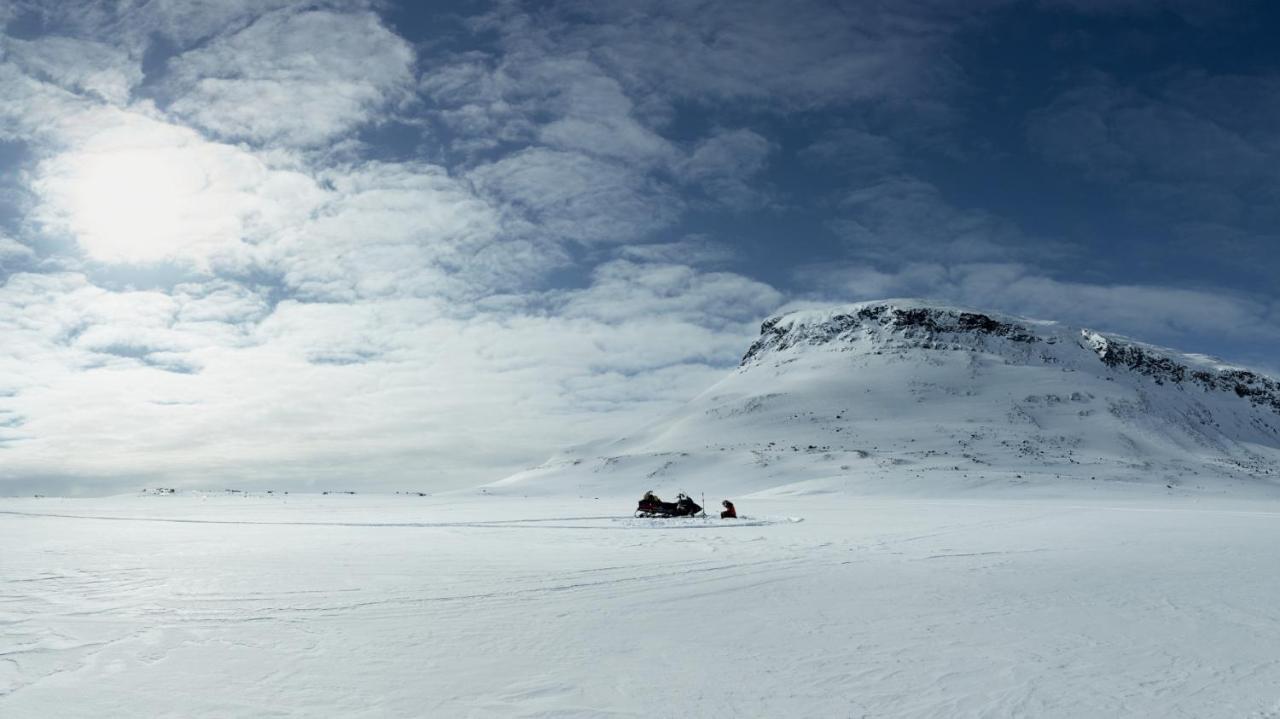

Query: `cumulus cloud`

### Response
(0, 258, 784, 492)
(418, 41, 695, 257)
(3, 35, 142, 104)
(0, 7, 788, 492)
(0, 234, 35, 266)
(2, 0, 361, 57)
(163, 9, 416, 146)
(423, 47, 691, 253)
(557, 259, 782, 329)
(528, 58, 678, 167)
(270, 160, 546, 302)
(422, 45, 677, 164)
(468, 148, 681, 245)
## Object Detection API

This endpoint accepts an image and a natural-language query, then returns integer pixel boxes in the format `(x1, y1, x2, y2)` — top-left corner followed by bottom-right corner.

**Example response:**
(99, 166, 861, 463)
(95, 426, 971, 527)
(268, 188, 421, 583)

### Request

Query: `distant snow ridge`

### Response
(745, 300, 1280, 415)
(493, 299, 1280, 498)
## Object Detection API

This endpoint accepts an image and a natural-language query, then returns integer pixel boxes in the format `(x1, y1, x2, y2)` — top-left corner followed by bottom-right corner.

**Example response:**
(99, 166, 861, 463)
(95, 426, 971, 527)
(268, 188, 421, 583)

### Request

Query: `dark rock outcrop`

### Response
(1085, 332, 1280, 414)
(743, 304, 1037, 364)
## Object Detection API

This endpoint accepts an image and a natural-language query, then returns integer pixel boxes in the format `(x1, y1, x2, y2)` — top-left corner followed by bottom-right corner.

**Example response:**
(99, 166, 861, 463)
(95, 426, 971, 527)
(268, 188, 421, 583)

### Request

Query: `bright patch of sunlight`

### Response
(56, 146, 225, 264)
(33, 112, 318, 268)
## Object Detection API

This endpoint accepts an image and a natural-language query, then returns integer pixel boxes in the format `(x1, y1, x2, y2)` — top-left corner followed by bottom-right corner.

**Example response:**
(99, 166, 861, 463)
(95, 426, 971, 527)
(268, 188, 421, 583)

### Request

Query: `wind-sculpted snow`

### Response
(496, 299, 1280, 498)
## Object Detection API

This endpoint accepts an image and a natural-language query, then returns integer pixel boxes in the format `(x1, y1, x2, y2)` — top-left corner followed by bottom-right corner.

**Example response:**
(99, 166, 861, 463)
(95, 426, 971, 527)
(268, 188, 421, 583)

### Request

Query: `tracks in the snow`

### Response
(0, 510, 785, 531)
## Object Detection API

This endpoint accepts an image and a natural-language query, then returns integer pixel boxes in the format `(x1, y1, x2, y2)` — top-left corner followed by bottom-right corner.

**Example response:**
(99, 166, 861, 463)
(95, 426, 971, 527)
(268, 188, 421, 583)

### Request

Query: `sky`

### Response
(1, 0, 1278, 495)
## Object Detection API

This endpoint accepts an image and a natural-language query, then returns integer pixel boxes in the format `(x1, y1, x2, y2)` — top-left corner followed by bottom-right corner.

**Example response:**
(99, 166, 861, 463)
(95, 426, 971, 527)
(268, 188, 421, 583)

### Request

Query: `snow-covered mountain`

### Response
(492, 300, 1280, 498)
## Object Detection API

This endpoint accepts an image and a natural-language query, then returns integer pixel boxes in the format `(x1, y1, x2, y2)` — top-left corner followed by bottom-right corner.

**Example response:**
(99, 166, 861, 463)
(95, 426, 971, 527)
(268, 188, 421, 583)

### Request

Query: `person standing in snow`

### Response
(720, 500, 737, 519)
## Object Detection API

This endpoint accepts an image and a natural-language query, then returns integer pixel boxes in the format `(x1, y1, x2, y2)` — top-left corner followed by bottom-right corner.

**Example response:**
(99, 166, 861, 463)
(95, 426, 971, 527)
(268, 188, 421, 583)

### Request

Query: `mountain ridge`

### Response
(744, 300, 1280, 417)
(490, 299, 1280, 498)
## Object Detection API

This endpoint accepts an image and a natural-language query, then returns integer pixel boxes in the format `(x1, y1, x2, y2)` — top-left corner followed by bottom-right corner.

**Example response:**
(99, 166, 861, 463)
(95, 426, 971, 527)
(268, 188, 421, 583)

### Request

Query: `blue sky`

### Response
(1, 0, 1277, 493)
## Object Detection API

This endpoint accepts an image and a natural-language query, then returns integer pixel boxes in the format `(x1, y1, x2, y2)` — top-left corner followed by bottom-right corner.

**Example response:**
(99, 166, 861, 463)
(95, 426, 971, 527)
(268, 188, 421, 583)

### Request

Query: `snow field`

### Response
(4, 492, 1280, 717)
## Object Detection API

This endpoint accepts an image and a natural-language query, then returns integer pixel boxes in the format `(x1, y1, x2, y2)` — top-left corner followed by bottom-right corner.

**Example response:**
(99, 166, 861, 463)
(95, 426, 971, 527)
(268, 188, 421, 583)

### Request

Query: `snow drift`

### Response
(492, 299, 1280, 497)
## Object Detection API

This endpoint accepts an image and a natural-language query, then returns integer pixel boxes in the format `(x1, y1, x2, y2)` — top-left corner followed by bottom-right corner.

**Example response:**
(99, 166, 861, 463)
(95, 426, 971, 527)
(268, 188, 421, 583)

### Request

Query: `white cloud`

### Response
(1, 2, 788, 494)
(3, 35, 142, 105)
(3, 0, 363, 58)
(422, 47, 678, 167)
(557, 259, 782, 329)
(164, 9, 415, 146)
(173, 279, 271, 325)
(0, 234, 35, 267)
(0, 258, 785, 493)
(0, 24, 783, 489)
(468, 148, 681, 245)
(269, 160, 542, 301)
(422, 45, 699, 253)
(0, 59, 88, 142)
(527, 56, 678, 167)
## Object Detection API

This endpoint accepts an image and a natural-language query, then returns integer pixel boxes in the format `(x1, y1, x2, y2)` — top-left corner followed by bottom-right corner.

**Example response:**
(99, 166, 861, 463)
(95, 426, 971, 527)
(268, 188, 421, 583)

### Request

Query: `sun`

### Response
(58, 146, 211, 264)
(34, 116, 267, 268)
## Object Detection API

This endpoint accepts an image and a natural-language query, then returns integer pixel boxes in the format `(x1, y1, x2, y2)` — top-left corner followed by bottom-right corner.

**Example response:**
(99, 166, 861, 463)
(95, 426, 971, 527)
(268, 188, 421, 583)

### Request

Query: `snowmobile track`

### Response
(0, 510, 789, 530)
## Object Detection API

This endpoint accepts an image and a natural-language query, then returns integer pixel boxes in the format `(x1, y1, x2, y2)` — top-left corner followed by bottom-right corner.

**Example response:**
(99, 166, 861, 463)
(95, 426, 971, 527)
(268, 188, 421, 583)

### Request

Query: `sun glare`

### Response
(59, 147, 217, 264)
(34, 114, 279, 269)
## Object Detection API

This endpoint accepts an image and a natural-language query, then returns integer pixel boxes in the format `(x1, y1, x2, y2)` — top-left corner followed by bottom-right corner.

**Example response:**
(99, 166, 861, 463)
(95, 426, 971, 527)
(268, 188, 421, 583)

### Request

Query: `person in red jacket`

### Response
(720, 500, 737, 519)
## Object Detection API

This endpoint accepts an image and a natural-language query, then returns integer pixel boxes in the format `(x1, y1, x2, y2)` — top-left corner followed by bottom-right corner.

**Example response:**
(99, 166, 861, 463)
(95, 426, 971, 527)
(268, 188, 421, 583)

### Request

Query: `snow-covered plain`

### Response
(4, 490, 1280, 718)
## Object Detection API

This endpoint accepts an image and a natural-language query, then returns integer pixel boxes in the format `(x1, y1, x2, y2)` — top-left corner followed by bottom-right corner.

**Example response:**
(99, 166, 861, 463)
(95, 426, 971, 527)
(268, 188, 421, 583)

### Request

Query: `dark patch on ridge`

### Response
(742, 305, 1036, 364)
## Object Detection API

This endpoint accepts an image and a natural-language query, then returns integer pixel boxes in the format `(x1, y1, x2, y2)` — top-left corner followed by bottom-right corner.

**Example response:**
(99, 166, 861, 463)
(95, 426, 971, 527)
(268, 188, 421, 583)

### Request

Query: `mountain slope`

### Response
(491, 300, 1280, 498)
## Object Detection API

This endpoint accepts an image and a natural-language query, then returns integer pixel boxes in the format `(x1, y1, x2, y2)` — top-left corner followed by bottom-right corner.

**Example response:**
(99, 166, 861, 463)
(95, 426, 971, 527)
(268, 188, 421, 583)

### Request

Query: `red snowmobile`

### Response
(635, 492, 702, 518)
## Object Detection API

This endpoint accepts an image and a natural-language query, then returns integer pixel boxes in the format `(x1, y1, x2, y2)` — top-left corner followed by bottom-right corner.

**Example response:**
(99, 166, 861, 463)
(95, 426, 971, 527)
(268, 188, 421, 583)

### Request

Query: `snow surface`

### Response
(4, 491, 1280, 718)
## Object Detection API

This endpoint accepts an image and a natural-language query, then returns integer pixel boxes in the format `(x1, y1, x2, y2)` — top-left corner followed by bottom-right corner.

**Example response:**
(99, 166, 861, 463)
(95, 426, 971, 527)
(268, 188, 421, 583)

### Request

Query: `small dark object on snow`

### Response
(636, 491, 702, 518)
(721, 500, 737, 519)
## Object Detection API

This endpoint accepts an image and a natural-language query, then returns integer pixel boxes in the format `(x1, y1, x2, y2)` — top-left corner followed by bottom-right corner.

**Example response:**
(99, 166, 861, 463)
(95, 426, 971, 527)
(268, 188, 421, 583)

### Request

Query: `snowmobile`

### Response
(635, 492, 702, 518)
